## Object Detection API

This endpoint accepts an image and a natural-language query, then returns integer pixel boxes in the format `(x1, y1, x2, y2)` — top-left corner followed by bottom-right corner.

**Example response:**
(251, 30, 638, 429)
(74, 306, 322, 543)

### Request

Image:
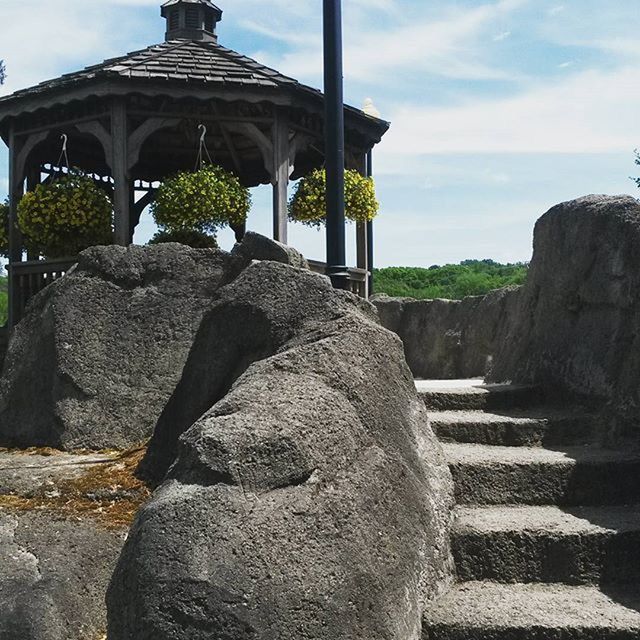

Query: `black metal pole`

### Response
(366, 149, 374, 295)
(323, 0, 349, 290)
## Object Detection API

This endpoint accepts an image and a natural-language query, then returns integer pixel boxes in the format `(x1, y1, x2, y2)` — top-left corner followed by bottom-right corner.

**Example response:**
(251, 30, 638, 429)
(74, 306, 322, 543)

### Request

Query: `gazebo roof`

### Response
(161, 0, 222, 9)
(0, 39, 389, 138)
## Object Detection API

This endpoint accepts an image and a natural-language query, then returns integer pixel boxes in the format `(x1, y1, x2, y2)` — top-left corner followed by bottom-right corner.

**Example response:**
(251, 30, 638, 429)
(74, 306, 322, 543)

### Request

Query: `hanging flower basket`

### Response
(17, 171, 113, 259)
(288, 168, 379, 228)
(151, 164, 251, 235)
(149, 229, 219, 249)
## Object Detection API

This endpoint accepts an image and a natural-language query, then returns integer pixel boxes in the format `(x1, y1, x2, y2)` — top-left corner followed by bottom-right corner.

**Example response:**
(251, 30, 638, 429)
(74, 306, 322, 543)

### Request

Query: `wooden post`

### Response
(355, 153, 369, 298)
(8, 128, 24, 329)
(272, 109, 289, 244)
(366, 150, 374, 295)
(25, 165, 41, 261)
(111, 100, 131, 246)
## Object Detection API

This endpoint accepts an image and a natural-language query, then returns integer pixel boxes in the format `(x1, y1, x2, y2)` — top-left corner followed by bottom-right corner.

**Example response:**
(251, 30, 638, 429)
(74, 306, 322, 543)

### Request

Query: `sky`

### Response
(1, 0, 639, 267)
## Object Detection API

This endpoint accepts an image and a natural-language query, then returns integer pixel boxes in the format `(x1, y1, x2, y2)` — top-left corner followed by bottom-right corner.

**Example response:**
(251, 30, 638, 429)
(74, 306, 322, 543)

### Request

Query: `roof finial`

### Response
(161, 0, 223, 43)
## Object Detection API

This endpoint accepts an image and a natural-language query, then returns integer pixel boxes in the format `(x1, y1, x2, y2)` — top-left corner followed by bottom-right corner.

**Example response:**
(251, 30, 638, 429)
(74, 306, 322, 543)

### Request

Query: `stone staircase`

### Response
(416, 380, 640, 639)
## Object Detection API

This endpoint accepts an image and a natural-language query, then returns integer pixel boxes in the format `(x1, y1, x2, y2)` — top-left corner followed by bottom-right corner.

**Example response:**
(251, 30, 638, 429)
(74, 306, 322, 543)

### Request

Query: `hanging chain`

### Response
(194, 124, 214, 171)
(56, 134, 70, 171)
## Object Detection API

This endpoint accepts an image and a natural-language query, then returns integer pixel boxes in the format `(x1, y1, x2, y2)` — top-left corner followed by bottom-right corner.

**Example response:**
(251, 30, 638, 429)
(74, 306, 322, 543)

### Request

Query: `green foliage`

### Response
(288, 168, 379, 227)
(151, 165, 251, 235)
(149, 229, 218, 249)
(374, 259, 528, 300)
(18, 171, 113, 258)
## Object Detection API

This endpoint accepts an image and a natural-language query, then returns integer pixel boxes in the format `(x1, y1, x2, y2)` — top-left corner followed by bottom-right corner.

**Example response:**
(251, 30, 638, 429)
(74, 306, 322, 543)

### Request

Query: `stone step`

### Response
(452, 504, 640, 584)
(415, 380, 542, 412)
(444, 443, 640, 506)
(431, 409, 595, 447)
(422, 582, 640, 639)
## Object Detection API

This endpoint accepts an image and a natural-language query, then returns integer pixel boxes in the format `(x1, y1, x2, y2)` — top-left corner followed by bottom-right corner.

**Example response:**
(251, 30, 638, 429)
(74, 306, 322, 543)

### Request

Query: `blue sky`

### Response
(1, 0, 639, 267)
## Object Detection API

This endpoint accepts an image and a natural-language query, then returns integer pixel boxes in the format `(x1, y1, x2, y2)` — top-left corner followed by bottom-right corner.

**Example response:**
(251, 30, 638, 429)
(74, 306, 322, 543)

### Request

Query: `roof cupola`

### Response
(161, 0, 222, 42)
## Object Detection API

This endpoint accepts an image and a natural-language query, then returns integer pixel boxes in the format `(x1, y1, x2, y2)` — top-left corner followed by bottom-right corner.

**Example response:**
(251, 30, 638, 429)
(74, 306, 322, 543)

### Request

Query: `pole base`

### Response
(326, 265, 351, 291)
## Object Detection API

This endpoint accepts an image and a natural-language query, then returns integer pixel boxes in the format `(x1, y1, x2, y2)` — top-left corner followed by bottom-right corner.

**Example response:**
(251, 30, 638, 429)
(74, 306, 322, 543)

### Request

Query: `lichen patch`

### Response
(0, 446, 151, 529)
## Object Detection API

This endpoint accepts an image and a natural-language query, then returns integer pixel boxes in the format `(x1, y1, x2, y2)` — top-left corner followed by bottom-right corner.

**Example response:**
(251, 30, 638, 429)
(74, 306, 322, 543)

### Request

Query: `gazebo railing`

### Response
(308, 260, 369, 298)
(7, 255, 368, 329)
(9, 258, 77, 322)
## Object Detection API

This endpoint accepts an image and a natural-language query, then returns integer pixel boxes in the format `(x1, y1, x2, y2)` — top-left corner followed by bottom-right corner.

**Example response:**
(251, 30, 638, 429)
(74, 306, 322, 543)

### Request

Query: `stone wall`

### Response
(373, 286, 521, 380)
(487, 195, 640, 440)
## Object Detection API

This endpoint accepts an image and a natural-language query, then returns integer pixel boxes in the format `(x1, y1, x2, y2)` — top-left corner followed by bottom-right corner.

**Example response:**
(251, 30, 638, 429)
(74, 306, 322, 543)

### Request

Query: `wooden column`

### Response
(355, 154, 369, 298)
(111, 100, 131, 246)
(7, 128, 24, 329)
(272, 109, 289, 244)
(25, 165, 41, 261)
(366, 150, 374, 295)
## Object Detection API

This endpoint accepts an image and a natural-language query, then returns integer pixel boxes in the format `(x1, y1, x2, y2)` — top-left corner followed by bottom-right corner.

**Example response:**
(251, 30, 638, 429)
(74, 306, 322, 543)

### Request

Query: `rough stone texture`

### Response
(487, 195, 640, 437)
(0, 450, 116, 496)
(445, 442, 640, 506)
(430, 409, 596, 447)
(0, 451, 131, 640)
(0, 510, 124, 640)
(374, 286, 521, 380)
(230, 231, 309, 271)
(0, 236, 308, 450)
(108, 261, 454, 640)
(452, 504, 640, 584)
(416, 380, 541, 412)
(422, 582, 640, 639)
(424, 380, 640, 639)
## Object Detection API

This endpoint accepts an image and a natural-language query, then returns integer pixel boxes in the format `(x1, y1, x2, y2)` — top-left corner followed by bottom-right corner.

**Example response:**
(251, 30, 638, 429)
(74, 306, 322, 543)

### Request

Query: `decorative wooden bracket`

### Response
(15, 131, 49, 185)
(225, 122, 274, 178)
(288, 132, 314, 176)
(127, 117, 180, 171)
(76, 121, 113, 171)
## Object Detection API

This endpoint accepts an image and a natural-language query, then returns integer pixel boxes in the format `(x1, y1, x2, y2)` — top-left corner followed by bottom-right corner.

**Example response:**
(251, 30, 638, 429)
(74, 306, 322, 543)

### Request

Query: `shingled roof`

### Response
(0, 40, 298, 101)
(0, 39, 387, 131)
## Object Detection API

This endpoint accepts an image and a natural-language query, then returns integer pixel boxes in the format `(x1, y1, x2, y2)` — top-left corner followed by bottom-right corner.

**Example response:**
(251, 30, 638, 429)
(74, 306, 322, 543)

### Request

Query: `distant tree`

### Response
(373, 261, 528, 300)
(0, 60, 5, 85)
(634, 150, 640, 190)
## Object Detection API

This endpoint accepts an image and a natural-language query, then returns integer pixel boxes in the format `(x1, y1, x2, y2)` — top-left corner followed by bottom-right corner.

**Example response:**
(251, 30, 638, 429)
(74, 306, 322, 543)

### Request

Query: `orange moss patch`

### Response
(0, 446, 151, 529)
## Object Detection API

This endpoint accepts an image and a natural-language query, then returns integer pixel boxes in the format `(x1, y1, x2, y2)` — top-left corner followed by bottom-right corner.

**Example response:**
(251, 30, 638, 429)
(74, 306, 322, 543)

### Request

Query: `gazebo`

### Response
(0, 0, 389, 328)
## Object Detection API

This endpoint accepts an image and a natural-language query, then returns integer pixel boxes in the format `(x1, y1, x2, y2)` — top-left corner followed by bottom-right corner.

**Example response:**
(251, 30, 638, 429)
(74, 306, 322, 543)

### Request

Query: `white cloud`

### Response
(380, 66, 640, 156)
(548, 5, 565, 16)
(0, 0, 158, 95)
(493, 31, 512, 42)
(243, 0, 528, 83)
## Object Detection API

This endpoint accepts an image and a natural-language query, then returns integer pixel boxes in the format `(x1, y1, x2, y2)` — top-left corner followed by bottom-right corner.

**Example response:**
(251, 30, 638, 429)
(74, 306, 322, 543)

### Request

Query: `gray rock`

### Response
(230, 231, 309, 271)
(374, 286, 521, 379)
(0, 510, 124, 640)
(487, 195, 640, 437)
(108, 261, 454, 640)
(0, 234, 309, 450)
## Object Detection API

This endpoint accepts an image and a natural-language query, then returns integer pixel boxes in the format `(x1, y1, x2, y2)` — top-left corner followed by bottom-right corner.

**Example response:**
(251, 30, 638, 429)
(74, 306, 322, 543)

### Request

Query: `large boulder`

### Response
(107, 261, 454, 640)
(0, 510, 123, 640)
(0, 449, 140, 640)
(374, 287, 521, 379)
(488, 195, 640, 435)
(0, 236, 306, 450)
